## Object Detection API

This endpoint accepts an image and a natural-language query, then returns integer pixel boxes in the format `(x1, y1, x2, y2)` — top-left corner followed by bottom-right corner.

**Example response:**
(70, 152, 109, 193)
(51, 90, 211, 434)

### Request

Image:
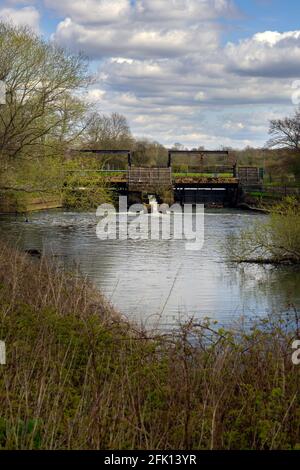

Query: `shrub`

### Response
(227, 197, 300, 264)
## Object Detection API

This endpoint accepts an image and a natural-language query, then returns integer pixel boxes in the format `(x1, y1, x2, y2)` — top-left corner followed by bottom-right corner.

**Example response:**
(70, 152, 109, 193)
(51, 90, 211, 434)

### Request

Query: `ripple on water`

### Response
(0, 209, 299, 329)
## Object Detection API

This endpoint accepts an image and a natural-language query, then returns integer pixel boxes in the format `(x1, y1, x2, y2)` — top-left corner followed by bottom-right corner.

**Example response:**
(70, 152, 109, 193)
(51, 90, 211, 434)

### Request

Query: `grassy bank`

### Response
(0, 241, 299, 450)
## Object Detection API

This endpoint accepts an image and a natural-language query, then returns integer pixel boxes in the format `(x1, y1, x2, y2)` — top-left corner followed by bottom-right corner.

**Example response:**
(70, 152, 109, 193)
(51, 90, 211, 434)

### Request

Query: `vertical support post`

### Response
(128, 151, 132, 168)
(168, 151, 172, 168)
(200, 153, 204, 174)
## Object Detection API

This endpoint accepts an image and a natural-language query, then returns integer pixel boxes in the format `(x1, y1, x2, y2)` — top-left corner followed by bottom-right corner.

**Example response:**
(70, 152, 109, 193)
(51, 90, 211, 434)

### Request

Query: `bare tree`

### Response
(267, 108, 300, 151)
(84, 112, 132, 149)
(82, 111, 133, 169)
(172, 142, 185, 150)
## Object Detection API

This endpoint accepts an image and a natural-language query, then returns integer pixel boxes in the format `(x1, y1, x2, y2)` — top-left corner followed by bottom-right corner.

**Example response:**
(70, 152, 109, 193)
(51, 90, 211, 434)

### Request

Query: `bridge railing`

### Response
(237, 167, 261, 185)
(128, 167, 172, 190)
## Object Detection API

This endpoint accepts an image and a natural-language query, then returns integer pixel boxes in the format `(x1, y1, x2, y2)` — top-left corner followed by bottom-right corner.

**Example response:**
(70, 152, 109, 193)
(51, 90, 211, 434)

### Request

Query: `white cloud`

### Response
(135, 0, 238, 22)
(226, 30, 300, 77)
(3, 0, 299, 148)
(0, 5, 40, 32)
(86, 88, 106, 103)
(89, 50, 296, 148)
(195, 92, 206, 101)
(4, 1, 37, 5)
(49, 0, 236, 60)
(223, 121, 245, 131)
(46, 0, 238, 25)
(45, 0, 130, 24)
(52, 17, 219, 59)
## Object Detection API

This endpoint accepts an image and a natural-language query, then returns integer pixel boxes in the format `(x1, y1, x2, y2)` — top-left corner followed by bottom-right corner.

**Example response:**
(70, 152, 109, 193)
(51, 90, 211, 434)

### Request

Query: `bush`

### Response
(227, 197, 300, 264)
(63, 173, 112, 209)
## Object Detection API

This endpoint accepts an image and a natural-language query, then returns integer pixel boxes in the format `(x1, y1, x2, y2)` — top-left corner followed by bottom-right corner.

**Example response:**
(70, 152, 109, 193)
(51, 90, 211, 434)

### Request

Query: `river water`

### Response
(0, 209, 299, 329)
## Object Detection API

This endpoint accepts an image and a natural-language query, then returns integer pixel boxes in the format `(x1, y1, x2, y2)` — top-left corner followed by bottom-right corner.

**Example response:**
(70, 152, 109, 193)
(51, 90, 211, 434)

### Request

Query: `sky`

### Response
(1, 0, 300, 149)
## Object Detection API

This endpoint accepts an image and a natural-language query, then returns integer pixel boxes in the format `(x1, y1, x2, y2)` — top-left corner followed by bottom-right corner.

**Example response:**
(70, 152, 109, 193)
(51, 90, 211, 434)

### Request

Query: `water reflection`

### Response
(0, 209, 299, 328)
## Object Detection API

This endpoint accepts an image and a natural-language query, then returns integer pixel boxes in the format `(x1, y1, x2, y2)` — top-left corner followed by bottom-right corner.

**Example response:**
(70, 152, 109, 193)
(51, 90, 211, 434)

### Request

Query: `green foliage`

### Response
(0, 21, 93, 209)
(62, 172, 112, 209)
(133, 139, 167, 167)
(2, 155, 63, 192)
(173, 163, 189, 173)
(234, 147, 300, 184)
(0, 22, 89, 161)
(174, 172, 233, 178)
(227, 197, 300, 264)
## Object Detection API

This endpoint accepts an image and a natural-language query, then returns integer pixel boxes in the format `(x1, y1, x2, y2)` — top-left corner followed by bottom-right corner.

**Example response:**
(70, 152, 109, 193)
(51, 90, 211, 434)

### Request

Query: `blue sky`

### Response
(235, 0, 300, 34)
(1, 0, 300, 149)
(217, 0, 300, 45)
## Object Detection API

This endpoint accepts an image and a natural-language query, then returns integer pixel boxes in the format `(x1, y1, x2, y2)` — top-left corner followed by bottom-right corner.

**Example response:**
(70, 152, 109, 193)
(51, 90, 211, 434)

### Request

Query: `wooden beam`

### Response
(168, 150, 229, 155)
(77, 149, 131, 154)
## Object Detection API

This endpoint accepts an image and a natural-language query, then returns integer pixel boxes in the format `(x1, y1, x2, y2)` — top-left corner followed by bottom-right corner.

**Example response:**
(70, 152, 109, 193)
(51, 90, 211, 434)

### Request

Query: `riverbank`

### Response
(0, 240, 299, 450)
(242, 186, 300, 212)
(228, 197, 300, 265)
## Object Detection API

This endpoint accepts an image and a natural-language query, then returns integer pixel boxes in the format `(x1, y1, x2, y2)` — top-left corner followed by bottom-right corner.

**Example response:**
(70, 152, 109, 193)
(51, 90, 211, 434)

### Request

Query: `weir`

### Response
(148, 195, 159, 214)
(67, 148, 263, 207)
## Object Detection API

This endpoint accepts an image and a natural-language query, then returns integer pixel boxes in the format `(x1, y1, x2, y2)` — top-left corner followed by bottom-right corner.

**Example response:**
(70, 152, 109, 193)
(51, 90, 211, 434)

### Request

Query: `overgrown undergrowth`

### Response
(227, 197, 300, 264)
(0, 240, 299, 450)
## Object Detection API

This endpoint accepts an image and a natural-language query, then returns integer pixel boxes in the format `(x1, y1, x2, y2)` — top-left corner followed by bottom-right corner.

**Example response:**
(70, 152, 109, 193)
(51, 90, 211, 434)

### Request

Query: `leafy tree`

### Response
(133, 139, 167, 167)
(0, 22, 89, 162)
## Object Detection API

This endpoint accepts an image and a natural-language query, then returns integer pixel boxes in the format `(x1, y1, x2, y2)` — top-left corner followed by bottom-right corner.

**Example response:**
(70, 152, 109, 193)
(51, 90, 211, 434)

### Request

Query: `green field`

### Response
(173, 172, 233, 178)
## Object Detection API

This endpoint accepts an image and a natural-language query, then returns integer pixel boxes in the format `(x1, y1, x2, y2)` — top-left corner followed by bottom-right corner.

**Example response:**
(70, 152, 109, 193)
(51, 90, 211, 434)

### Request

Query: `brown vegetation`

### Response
(0, 241, 299, 449)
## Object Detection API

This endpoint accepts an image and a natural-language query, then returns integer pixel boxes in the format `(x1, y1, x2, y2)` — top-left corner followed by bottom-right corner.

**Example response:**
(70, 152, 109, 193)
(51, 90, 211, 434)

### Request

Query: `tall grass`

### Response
(0, 240, 299, 449)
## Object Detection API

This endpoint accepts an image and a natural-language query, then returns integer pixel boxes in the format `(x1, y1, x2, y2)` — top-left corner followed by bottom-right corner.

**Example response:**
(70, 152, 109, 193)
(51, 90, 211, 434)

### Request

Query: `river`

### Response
(1, 208, 299, 329)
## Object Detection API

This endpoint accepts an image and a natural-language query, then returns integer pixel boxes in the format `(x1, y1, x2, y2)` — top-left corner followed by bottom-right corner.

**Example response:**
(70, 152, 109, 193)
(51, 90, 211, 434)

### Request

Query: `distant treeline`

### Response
(1, 22, 300, 195)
